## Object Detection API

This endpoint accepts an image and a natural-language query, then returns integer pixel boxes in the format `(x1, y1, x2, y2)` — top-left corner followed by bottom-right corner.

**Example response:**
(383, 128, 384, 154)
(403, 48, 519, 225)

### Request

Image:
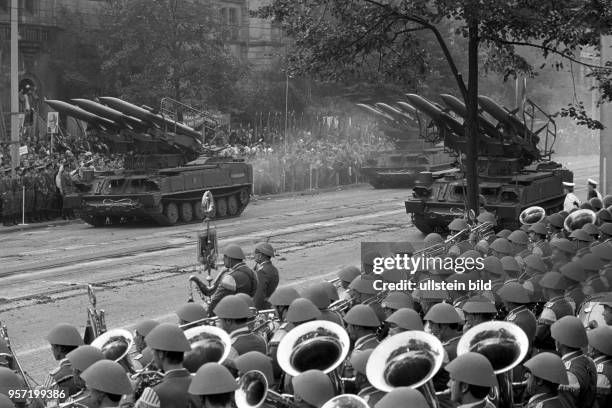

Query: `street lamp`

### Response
(284, 73, 292, 152)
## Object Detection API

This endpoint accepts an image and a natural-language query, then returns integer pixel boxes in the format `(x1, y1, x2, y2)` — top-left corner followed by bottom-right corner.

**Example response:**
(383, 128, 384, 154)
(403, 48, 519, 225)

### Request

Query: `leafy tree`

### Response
(259, 0, 612, 212)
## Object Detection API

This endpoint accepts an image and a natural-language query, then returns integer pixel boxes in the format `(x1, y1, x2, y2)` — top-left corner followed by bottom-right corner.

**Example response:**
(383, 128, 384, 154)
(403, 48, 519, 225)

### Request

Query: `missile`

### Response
(71, 99, 147, 131)
(45, 100, 120, 132)
(374, 103, 415, 123)
(356, 103, 395, 122)
(477, 95, 533, 137)
(404, 94, 464, 137)
(396, 102, 417, 115)
(440, 94, 504, 140)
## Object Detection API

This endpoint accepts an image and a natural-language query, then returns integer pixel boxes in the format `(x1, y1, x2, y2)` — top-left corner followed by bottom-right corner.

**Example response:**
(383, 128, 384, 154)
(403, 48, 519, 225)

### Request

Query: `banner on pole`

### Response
(47, 111, 59, 134)
(19, 145, 28, 156)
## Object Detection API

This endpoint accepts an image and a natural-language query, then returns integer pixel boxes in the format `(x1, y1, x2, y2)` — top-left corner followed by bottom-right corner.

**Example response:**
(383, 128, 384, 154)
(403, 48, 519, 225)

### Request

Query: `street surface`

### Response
(0, 154, 598, 384)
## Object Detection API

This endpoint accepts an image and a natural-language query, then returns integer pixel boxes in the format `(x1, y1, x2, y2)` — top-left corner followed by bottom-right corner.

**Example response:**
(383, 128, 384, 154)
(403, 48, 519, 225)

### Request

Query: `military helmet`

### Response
(189, 362, 239, 395)
(587, 326, 612, 356)
(381, 291, 414, 310)
(303, 283, 332, 309)
(375, 387, 429, 408)
(448, 218, 468, 232)
(392, 242, 414, 255)
(569, 229, 593, 242)
(350, 349, 373, 375)
(539, 272, 570, 290)
(0, 394, 15, 408)
(475, 240, 490, 255)
(292, 370, 335, 408)
(482, 256, 503, 276)
(462, 295, 497, 314)
(604, 195, 612, 208)
(134, 319, 160, 337)
(286, 298, 321, 323)
(528, 222, 548, 235)
(319, 280, 340, 302)
(600, 223, 612, 237)
(66, 345, 105, 372)
(424, 233, 444, 243)
(223, 244, 245, 260)
(579, 253, 605, 273)
(508, 230, 529, 245)
(385, 308, 424, 331)
(234, 293, 255, 308)
(490, 238, 513, 255)
(459, 249, 481, 260)
(214, 295, 251, 319)
(560, 261, 587, 283)
(381, 268, 408, 283)
(344, 304, 380, 328)
(476, 211, 497, 225)
(496, 229, 512, 239)
(445, 352, 497, 387)
(363, 250, 383, 266)
(547, 213, 565, 228)
(500, 256, 520, 272)
(269, 287, 300, 306)
(145, 323, 191, 352)
(254, 242, 274, 257)
(580, 202, 594, 211)
(338, 265, 361, 283)
(591, 242, 612, 262)
(497, 282, 530, 304)
(551, 238, 576, 255)
(551, 316, 588, 348)
(176, 303, 207, 323)
(523, 352, 569, 385)
(520, 224, 531, 232)
(47, 323, 84, 346)
(80, 360, 133, 395)
(424, 302, 462, 324)
(524, 254, 546, 274)
(597, 209, 612, 223)
(348, 275, 378, 295)
(582, 223, 599, 236)
(234, 351, 274, 385)
(0, 367, 22, 395)
(590, 198, 604, 212)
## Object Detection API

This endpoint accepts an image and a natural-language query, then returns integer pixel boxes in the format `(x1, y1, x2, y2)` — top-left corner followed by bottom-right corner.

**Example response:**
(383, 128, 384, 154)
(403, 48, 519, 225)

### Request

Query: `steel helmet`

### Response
(551, 238, 576, 255)
(348, 275, 378, 295)
(176, 303, 207, 323)
(551, 316, 588, 348)
(459, 249, 481, 260)
(424, 233, 444, 243)
(338, 265, 361, 283)
(569, 229, 593, 242)
(482, 256, 503, 277)
(385, 308, 424, 331)
(381, 291, 414, 310)
(496, 229, 512, 239)
(303, 283, 331, 309)
(80, 360, 133, 395)
(344, 304, 380, 328)
(582, 223, 599, 236)
(539, 272, 570, 290)
(66, 345, 105, 372)
(320, 280, 340, 302)
(500, 256, 520, 272)
(350, 349, 373, 375)
(445, 352, 497, 387)
(0, 367, 22, 395)
(475, 240, 490, 255)
(591, 242, 612, 262)
(234, 351, 274, 385)
(213, 295, 251, 319)
(381, 268, 408, 283)
(375, 387, 429, 408)
(269, 287, 300, 306)
(292, 370, 335, 408)
(476, 211, 496, 225)
(547, 213, 564, 228)
(604, 195, 612, 208)
(47, 323, 84, 346)
(497, 282, 531, 304)
(223, 244, 245, 260)
(600, 223, 612, 236)
(579, 254, 605, 273)
(234, 293, 255, 308)
(523, 352, 569, 385)
(424, 302, 463, 324)
(145, 323, 191, 352)
(597, 209, 612, 223)
(559, 261, 587, 283)
(580, 202, 594, 211)
(588, 326, 612, 356)
(134, 319, 160, 337)
(524, 254, 546, 274)
(392, 242, 414, 255)
(448, 218, 468, 232)
(462, 295, 497, 314)
(508, 230, 529, 245)
(528, 222, 548, 235)
(189, 362, 239, 395)
(0, 394, 14, 408)
(254, 242, 274, 257)
(490, 238, 513, 255)
(286, 298, 321, 323)
(520, 224, 531, 232)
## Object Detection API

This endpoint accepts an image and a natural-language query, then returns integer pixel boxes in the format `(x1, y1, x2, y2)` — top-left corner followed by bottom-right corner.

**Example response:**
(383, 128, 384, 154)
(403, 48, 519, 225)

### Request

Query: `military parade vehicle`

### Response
(356, 102, 455, 188)
(403, 93, 573, 233)
(46, 97, 252, 227)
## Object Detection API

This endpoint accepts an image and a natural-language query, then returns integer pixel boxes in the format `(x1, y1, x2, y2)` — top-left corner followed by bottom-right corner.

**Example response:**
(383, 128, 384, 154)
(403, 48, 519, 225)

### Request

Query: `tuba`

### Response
(86, 284, 106, 341)
(91, 328, 134, 363)
(365, 331, 444, 408)
(457, 321, 529, 408)
(321, 394, 370, 408)
(183, 325, 232, 371)
(236, 370, 296, 408)
(519, 206, 546, 225)
(564, 208, 597, 232)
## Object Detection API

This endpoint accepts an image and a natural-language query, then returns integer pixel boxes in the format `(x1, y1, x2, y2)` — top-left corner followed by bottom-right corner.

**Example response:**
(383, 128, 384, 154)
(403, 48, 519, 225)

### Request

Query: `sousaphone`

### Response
(183, 325, 232, 369)
(564, 209, 597, 232)
(277, 320, 350, 377)
(519, 206, 546, 225)
(321, 395, 370, 408)
(91, 328, 134, 362)
(236, 370, 296, 408)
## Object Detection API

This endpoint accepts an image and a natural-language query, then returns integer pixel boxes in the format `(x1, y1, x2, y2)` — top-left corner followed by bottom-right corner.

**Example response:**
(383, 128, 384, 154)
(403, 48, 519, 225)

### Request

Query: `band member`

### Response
(0, 368, 27, 407)
(523, 352, 569, 408)
(362, 250, 383, 275)
(550, 239, 576, 273)
(303, 283, 343, 326)
(42, 323, 84, 399)
(569, 229, 594, 256)
(564, 182, 581, 212)
(375, 387, 430, 408)
(445, 352, 497, 408)
(136, 323, 192, 408)
(385, 308, 424, 336)
(529, 222, 552, 257)
(252, 242, 279, 310)
(534, 272, 573, 353)
(560, 261, 587, 309)
(489, 238, 513, 258)
(175, 303, 207, 328)
(508, 230, 530, 260)
(497, 282, 537, 347)
(64, 345, 105, 405)
(188, 363, 238, 408)
(547, 213, 566, 240)
(336, 265, 361, 296)
(268, 286, 300, 322)
(380, 291, 414, 319)
(234, 351, 276, 391)
(587, 327, 612, 408)
(501, 256, 521, 281)
(551, 316, 597, 408)
(80, 360, 133, 408)
(588, 179, 603, 200)
(133, 320, 160, 368)
(292, 370, 335, 408)
(214, 295, 267, 355)
(461, 295, 497, 332)
(522, 254, 548, 303)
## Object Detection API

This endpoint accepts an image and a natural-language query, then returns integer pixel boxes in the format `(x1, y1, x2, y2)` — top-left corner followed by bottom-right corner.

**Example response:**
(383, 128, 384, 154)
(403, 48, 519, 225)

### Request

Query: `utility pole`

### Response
(600, 35, 612, 195)
(284, 73, 289, 152)
(10, 0, 19, 171)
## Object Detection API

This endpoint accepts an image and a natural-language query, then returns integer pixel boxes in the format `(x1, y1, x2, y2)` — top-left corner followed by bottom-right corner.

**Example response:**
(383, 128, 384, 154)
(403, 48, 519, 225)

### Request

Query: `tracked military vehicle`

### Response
(403, 94, 573, 234)
(356, 102, 455, 188)
(47, 97, 252, 227)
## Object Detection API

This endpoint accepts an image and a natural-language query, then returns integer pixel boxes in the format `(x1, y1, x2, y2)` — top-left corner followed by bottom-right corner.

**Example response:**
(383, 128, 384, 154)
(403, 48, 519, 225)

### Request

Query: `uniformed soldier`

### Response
(560, 261, 587, 309)
(191, 244, 258, 315)
(587, 326, 612, 408)
(597, 209, 612, 229)
(135, 323, 192, 408)
(292, 370, 335, 408)
(569, 229, 594, 257)
(580, 254, 608, 296)
(534, 272, 573, 353)
(550, 316, 597, 408)
(547, 213, 566, 241)
(188, 363, 237, 408)
(133, 320, 160, 355)
(175, 303, 207, 329)
(501, 255, 521, 281)
(80, 360, 133, 408)
(234, 351, 276, 391)
(252, 242, 279, 310)
(380, 291, 414, 318)
(268, 286, 300, 322)
(490, 237, 514, 258)
(303, 283, 343, 326)
(42, 323, 84, 399)
(508, 229, 531, 260)
(588, 179, 603, 201)
(583, 223, 600, 242)
(529, 222, 552, 258)
(362, 250, 383, 275)
(384, 308, 424, 338)
(341, 304, 380, 385)
(0, 367, 27, 407)
(563, 182, 581, 212)
(601, 296, 612, 326)
(347, 275, 385, 321)
(214, 295, 267, 356)
(336, 265, 361, 294)
(0, 394, 15, 408)
(550, 239, 576, 272)
(522, 253, 548, 307)
(445, 352, 497, 408)
(350, 349, 385, 406)
(448, 218, 473, 253)
(63, 345, 105, 406)
(523, 352, 569, 408)
(461, 295, 497, 332)
(498, 282, 537, 347)
(424, 232, 444, 244)
(482, 256, 505, 296)
(598, 223, 612, 244)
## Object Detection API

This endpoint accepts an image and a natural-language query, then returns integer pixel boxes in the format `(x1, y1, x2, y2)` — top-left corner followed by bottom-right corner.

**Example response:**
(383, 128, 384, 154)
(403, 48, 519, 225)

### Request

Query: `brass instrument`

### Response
(236, 369, 296, 408)
(564, 208, 597, 232)
(457, 321, 529, 408)
(184, 325, 232, 364)
(0, 321, 36, 389)
(55, 394, 91, 408)
(470, 221, 495, 242)
(179, 316, 219, 329)
(190, 190, 218, 303)
(91, 329, 134, 363)
(362, 291, 388, 306)
(250, 309, 280, 340)
(366, 331, 444, 408)
(328, 297, 354, 314)
(519, 206, 546, 225)
(321, 394, 370, 408)
(412, 242, 446, 258)
(86, 284, 107, 339)
(131, 361, 165, 399)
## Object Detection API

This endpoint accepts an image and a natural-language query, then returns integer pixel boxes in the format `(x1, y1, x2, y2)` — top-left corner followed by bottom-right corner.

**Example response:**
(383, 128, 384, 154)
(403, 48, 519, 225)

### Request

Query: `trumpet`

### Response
(179, 316, 219, 329)
(236, 370, 296, 408)
(54, 394, 91, 408)
(329, 297, 354, 314)
(413, 243, 446, 258)
(131, 362, 164, 399)
(470, 221, 495, 242)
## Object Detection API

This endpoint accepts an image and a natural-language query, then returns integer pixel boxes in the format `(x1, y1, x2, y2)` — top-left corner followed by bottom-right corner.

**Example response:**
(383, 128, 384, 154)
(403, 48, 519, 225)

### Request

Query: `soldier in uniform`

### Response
(547, 213, 566, 241)
(303, 283, 343, 326)
(214, 295, 267, 355)
(188, 363, 237, 408)
(252, 242, 279, 310)
(534, 272, 573, 354)
(375, 387, 430, 408)
(563, 182, 581, 212)
(62, 345, 105, 406)
(234, 351, 276, 392)
(347, 275, 385, 321)
(569, 229, 594, 257)
(133, 320, 160, 355)
(490, 237, 514, 259)
(461, 295, 497, 332)
(349, 349, 385, 407)
(175, 303, 207, 328)
(523, 352, 569, 408)
(268, 286, 300, 323)
(529, 222, 552, 259)
(560, 261, 587, 310)
(0, 367, 28, 407)
(551, 316, 597, 408)
(588, 179, 603, 200)
(581, 254, 608, 296)
(380, 291, 414, 318)
(190, 244, 257, 315)
(599, 223, 612, 243)
(587, 326, 612, 408)
(135, 323, 192, 408)
(385, 308, 424, 336)
(550, 239, 576, 272)
(336, 265, 361, 295)
(508, 230, 531, 260)
(448, 218, 473, 253)
(341, 304, 381, 388)
(498, 282, 537, 347)
(522, 254, 548, 304)
(79, 360, 133, 408)
(501, 255, 521, 282)
(445, 352, 497, 408)
(42, 323, 84, 399)
(292, 370, 335, 408)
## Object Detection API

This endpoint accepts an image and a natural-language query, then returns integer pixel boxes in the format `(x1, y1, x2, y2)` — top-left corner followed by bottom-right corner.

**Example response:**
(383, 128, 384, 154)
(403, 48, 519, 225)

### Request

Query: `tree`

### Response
(259, 0, 612, 213)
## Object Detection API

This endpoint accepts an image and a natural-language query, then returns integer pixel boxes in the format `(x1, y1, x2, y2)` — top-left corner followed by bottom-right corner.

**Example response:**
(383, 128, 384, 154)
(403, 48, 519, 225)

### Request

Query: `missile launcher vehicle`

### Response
(46, 97, 252, 227)
(403, 94, 573, 234)
(356, 102, 455, 189)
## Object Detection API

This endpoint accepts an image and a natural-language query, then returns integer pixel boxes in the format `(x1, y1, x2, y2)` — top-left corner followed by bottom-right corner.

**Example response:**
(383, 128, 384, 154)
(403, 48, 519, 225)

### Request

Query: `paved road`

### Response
(0, 154, 598, 384)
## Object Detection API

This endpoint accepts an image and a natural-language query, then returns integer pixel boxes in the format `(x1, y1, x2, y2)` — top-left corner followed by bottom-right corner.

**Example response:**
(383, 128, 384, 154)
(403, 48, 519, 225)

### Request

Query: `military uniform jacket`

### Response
(593, 355, 612, 408)
(564, 193, 581, 212)
(42, 358, 79, 401)
(559, 351, 597, 408)
(252, 261, 279, 310)
(136, 368, 193, 408)
(565, 284, 585, 312)
(505, 305, 536, 346)
(357, 386, 385, 407)
(457, 399, 496, 408)
(209, 262, 258, 314)
(230, 326, 267, 355)
(342, 334, 380, 380)
(525, 392, 568, 408)
(533, 240, 553, 258)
